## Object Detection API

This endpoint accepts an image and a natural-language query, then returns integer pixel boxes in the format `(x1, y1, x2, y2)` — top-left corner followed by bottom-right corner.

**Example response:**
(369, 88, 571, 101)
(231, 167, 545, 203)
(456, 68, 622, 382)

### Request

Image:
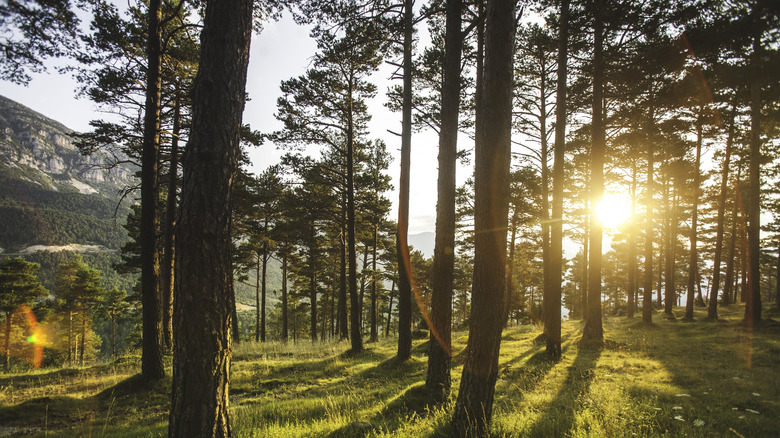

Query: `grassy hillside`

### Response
(0, 304, 778, 437)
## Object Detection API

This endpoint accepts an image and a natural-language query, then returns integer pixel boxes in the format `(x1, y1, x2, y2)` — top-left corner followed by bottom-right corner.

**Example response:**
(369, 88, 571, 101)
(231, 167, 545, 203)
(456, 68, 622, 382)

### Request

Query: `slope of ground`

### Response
(0, 304, 778, 437)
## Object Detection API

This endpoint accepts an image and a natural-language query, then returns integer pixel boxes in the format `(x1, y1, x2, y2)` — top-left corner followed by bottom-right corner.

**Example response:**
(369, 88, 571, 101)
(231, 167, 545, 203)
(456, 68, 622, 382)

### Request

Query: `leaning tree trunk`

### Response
(710, 107, 735, 318)
(547, 0, 568, 360)
(386, 281, 395, 337)
(583, 0, 605, 342)
(140, 0, 165, 382)
(168, 0, 252, 434)
(396, 0, 414, 361)
(427, 0, 462, 396)
(685, 111, 703, 321)
(745, 32, 762, 324)
(452, 0, 515, 433)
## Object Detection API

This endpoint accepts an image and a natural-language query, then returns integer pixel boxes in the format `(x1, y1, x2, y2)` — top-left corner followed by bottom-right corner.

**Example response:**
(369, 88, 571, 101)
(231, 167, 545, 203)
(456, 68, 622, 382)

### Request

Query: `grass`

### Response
(0, 304, 778, 437)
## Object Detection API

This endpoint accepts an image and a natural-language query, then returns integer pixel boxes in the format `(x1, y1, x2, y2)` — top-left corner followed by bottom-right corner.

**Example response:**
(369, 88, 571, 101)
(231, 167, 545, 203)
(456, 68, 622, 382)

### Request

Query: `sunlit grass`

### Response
(0, 304, 777, 437)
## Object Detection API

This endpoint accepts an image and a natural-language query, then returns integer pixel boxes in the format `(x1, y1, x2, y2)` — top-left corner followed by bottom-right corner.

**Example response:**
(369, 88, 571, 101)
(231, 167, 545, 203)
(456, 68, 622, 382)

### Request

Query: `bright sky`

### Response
(0, 13, 456, 236)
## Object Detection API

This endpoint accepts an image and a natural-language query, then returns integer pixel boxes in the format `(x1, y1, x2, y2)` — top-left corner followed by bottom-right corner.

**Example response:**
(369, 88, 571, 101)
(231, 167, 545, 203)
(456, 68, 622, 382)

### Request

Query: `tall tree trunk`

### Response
(745, 32, 762, 323)
(776, 247, 780, 309)
(396, 0, 414, 361)
(255, 254, 261, 342)
(427, 0, 461, 395)
(386, 281, 395, 337)
(4, 314, 10, 370)
(540, 92, 550, 326)
(643, 120, 654, 323)
(709, 108, 734, 318)
(359, 244, 370, 329)
(338, 224, 348, 339)
(67, 310, 72, 365)
(111, 315, 116, 359)
(310, 226, 318, 343)
(627, 160, 637, 319)
(665, 182, 677, 317)
(261, 240, 268, 342)
(547, 0, 568, 360)
(162, 94, 180, 353)
(140, 0, 165, 382)
(282, 238, 289, 342)
(453, 0, 514, 432)
(168, 0, 252, 433)
(724, 167, 741, 305)
(347, 81, 362, 353)
(583, 0, 605, 342)
(685, 110, 703, 320)
(79, 311, 86, 366)
(370, 224, 379, 342)
(581, 210, 589, 321)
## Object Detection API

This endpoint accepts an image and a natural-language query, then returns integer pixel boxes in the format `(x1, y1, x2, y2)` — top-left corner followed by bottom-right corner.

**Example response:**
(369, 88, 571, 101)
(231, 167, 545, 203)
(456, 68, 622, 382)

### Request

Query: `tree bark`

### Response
(396, 0, 414, 361)
(370, 224, 379, 342)
(4, 314, 10, 370)
(709, 108, 734, 318)
(546, 0, 568, 360)
(338, 223, 348, 339)
(162, 94, 180, 353)
(724, 166, 741, 305)
(79, 311, 86, 366)
(627, 160, 637, 319)
(255, 254, 261, 342)
(452, 0, 514, 433)
(745, 32, 762, 324)
(685, 110, 703, 321)
(140, 0, 165, 382)
(665, 181, 677, 317)
(261, 237, 268, 342)
(427, 0, 461, 395)
(282, 237, 289, 341)
(583, 0, 605, 342)
(643, 120, 654, 323)
(168, 0, 252, 433)
(386, 281, 395, 337)
(310, 225, 318, 343)
(347, 79, 362, 353)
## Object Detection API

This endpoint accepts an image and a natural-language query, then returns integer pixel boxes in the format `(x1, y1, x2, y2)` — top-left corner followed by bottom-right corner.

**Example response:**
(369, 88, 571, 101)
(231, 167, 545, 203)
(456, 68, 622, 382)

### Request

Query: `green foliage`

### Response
(0, 257, 47, 314)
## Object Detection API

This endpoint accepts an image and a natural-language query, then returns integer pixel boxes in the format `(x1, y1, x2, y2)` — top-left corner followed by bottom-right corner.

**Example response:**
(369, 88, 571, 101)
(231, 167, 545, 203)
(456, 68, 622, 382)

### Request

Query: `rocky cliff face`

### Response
(0, 95, 136, 252)
(0, 95, 135, 194)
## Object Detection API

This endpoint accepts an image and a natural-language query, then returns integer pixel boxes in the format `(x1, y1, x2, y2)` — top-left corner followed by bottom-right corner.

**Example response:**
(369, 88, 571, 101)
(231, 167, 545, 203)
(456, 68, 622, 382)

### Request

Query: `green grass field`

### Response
(1, 304, 778, 437)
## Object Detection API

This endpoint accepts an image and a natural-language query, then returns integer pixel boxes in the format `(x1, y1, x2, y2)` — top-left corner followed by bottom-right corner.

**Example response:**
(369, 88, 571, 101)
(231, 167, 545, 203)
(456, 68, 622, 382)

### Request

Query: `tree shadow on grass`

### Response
(524, 340, 602, 438)
(0, 372, 170, 434)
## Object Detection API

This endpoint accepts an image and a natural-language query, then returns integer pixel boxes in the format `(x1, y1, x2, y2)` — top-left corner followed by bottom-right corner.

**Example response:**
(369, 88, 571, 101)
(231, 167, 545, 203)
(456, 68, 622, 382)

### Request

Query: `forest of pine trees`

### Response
(1, 0, 779, 435)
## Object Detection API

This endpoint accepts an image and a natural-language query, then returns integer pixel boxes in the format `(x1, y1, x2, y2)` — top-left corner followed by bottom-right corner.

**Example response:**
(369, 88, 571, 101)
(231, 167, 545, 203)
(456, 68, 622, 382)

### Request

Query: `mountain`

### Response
(408, 231, 434, 258)
(0, 95, 136, 253)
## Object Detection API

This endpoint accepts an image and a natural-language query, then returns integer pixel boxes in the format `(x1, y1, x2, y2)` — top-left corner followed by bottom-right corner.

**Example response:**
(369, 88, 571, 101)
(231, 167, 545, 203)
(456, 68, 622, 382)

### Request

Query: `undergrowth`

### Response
(0, 304, 778, 437)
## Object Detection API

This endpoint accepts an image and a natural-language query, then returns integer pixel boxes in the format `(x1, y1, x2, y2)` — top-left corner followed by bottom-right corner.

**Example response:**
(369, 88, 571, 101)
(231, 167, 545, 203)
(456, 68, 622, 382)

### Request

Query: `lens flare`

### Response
(3, 305, 45, 368)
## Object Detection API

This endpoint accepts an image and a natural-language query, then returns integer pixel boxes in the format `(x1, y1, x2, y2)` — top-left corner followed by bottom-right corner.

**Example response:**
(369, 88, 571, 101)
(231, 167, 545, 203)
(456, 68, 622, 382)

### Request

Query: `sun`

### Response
(596, 193, 631, 229)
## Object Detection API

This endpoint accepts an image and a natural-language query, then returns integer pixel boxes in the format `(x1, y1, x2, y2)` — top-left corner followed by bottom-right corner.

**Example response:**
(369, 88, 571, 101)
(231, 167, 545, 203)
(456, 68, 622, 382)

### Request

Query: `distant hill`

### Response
(0, 95, 136, 254)
(408, 231, 434, 258)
